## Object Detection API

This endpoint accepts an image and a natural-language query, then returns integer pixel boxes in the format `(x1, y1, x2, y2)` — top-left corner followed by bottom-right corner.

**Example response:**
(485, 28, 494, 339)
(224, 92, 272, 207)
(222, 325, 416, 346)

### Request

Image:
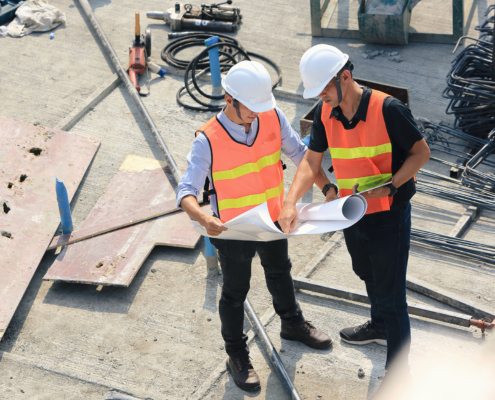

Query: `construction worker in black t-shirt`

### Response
(278, 44, 430, 374)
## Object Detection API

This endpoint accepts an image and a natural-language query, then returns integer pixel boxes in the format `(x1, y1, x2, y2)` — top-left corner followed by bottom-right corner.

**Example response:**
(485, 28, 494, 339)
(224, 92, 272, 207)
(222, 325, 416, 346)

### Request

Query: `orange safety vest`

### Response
(321, 89, 393, 215)
(196, 110, 284, 223)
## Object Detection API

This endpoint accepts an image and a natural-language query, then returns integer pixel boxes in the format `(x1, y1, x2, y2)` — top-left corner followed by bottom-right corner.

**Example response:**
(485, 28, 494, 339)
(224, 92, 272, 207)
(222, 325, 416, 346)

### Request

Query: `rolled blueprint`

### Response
(296, 194, 367, 222)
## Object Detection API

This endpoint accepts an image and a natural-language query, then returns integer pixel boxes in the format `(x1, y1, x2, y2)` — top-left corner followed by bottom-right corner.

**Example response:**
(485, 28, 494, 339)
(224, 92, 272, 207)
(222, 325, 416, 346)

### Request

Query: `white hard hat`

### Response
(222, 60, 276, 113)
(299, 44, 349, 99)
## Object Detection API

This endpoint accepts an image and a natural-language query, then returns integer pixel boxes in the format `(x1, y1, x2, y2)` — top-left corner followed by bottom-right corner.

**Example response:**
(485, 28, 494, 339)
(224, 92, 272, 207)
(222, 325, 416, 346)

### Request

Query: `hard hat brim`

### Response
(241, 93, 277, 113)
(303, 74, 335, 99)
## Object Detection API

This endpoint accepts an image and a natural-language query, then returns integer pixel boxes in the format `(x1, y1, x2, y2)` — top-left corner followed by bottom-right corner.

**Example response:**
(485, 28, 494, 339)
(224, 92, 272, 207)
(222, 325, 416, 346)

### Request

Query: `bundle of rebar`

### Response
(411, 229, 495, 265)
(461, 130, 495, 191)
(416, 172, 495, 212)
(421, 122, 491, 164)
(442, 6, 495, 138)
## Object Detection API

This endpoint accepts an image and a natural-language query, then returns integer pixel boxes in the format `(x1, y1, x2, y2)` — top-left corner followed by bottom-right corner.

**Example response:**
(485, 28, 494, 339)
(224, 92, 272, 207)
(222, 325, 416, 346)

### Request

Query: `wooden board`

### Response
(43, 155, 206, 287)
(0, 116, 100, 341)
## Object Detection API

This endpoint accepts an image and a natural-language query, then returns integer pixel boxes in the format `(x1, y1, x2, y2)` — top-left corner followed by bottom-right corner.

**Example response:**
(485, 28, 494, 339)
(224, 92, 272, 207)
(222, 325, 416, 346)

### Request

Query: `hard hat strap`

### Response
(335, 75, 343, 104)
(233, 99, 244, 122)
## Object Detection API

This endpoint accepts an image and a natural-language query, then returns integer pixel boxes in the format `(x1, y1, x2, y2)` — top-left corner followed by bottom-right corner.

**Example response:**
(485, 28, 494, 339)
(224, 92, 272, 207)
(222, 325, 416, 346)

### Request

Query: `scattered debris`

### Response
(358, 368, 365, 378)
(151, 268, 156, 273)
(207, 318, 212, 322)
(359, 49, 403, 62)
(154, 337, 157, 341)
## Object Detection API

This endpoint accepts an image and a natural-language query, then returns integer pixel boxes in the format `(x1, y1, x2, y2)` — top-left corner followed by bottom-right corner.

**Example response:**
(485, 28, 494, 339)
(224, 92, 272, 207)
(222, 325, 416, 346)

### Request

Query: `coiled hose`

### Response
(161, 32, 282, 112)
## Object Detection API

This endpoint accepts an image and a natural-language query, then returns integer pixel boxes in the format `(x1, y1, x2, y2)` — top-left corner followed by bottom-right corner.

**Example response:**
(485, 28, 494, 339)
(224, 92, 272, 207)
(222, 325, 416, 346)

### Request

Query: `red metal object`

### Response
(129, 45, 146, 92)
(43, 155, 204, 287)
(469, 318, 495, 333)
(129, 11, 146, 92)
(0, 116, 100, 341)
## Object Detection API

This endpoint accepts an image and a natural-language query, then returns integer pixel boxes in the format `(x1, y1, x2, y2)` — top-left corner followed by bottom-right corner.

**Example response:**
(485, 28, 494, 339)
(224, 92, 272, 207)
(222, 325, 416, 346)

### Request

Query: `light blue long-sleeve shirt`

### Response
(176, 107, 307, 216)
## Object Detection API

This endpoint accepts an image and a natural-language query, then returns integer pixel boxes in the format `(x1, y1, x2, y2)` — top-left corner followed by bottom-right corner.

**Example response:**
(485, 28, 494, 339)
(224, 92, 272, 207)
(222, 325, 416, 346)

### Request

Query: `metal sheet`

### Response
(43, 155, 205, 287)
(0, 116, 100, 341)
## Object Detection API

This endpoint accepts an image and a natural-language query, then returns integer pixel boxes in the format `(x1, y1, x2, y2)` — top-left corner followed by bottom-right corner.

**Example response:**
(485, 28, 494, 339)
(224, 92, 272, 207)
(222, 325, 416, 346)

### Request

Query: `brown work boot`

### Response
(280, 320, 332, 349)
(226, 356, 261, 392)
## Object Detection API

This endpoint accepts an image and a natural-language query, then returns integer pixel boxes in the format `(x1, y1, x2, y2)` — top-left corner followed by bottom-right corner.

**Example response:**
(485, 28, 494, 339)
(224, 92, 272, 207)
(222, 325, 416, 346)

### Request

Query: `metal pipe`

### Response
(293, 277, 474, 328)
(243, 298, 302, 400)
(76, 0, 182, 189)
(469, 318, 495, 333)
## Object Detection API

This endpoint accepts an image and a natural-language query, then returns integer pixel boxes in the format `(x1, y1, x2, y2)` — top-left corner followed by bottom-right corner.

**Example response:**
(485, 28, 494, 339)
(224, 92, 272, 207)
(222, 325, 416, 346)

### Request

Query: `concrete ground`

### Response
(0, 0, 494, 399)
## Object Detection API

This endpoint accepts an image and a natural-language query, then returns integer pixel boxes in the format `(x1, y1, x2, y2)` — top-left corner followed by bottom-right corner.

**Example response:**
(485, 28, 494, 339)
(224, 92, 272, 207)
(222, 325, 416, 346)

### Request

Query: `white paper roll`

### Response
(296, 195, 367, 222)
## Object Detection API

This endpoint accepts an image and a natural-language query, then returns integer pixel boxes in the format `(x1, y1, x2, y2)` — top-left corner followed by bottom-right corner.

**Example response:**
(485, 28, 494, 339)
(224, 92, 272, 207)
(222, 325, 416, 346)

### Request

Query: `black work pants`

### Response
(343, 202, 412, 370)
(209, 237, 304, 358)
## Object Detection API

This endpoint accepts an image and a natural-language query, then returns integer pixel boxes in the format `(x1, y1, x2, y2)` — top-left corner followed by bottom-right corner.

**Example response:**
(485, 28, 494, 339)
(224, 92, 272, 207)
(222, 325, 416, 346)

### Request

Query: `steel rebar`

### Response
(244, 298, 302, 400)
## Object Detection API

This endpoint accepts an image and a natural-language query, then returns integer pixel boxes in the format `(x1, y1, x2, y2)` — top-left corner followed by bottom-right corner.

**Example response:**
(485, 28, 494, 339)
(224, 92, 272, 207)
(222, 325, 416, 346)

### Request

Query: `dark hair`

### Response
(338, 59, 354, 77)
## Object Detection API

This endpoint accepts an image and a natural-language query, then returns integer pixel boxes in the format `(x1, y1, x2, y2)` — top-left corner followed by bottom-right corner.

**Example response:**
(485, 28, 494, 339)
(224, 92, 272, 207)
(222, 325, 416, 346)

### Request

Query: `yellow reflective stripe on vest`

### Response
(212, 149, 281, 181)
(330, 143, 392, 160)
(337, 173, 392, 192)
(218, 181, 284, 210)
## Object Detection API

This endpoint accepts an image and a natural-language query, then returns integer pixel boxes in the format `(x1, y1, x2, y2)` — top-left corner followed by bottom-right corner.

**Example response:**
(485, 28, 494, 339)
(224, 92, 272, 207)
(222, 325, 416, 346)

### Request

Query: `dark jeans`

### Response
(343, 202, 412, 369)
(209, 237, 304, 358)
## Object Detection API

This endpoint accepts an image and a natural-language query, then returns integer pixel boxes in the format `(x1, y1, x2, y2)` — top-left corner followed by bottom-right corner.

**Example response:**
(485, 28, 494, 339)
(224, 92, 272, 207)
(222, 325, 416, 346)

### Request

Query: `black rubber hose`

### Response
(162, 32, 282, 112)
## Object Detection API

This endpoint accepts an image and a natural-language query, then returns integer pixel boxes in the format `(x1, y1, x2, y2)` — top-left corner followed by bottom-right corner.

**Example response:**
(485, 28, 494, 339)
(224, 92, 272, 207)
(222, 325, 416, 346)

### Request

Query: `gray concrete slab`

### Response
(0, 0, 494, 399)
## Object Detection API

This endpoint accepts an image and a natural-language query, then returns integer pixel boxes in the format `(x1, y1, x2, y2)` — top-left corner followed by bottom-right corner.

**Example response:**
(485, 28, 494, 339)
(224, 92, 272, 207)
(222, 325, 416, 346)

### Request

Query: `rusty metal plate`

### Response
(43, 155, 206, 287)
(0, 116, 100, 341)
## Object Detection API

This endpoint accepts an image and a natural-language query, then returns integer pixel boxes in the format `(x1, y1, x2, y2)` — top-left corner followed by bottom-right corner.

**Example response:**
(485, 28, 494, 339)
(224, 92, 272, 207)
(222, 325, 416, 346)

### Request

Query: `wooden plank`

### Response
(448, 206, 480, 238)
(54, 73, 121, 132)
(43, 155, 206, 287)
(0, 116, 100, 341)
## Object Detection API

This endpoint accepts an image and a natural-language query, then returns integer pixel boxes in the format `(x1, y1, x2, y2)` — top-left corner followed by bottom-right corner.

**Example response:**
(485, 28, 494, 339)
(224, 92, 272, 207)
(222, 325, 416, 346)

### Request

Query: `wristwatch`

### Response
(386, 183, 397, 197)
(322, 183, 339, 197)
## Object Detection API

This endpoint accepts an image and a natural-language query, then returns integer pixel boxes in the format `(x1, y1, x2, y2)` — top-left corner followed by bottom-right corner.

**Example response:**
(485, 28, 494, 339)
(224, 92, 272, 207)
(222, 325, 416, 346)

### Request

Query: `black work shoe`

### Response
(226, 356, 261, 392)
(340, 320, 387, 346)
(280, 320, 332, 349)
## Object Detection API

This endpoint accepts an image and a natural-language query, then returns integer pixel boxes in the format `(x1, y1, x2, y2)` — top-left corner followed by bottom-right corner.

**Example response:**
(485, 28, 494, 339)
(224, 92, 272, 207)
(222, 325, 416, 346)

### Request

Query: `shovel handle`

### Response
(135, 11, 140, 37)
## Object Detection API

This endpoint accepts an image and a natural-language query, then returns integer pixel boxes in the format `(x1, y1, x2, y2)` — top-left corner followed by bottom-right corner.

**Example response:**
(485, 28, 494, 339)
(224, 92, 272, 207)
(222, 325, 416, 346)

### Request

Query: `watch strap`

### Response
(322, 183, 338, 196)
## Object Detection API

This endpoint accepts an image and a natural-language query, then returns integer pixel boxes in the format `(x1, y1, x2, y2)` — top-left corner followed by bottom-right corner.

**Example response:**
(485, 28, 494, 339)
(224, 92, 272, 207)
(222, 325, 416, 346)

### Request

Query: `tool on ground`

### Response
(55, 177, 73, 235)
(129, 11, 152, 95)
(161, 32, 282, 112)
(147, 1, 241, 33)
(244, 298, 303, 400)
(77, 0, 182, 189)
(204, 35, 221, 87)
(146, 61, 166, 77)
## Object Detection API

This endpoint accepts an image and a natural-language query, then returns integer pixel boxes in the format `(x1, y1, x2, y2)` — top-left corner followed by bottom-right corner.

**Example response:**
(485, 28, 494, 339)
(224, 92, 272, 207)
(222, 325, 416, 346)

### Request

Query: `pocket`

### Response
(371, 207, 402, 228)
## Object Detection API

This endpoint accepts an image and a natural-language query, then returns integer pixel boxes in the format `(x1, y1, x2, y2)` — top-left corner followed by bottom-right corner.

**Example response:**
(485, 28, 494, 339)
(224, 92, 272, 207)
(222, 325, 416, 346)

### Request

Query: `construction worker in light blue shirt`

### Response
(176, 61, 334, 392)
(176, 106, 308, 215)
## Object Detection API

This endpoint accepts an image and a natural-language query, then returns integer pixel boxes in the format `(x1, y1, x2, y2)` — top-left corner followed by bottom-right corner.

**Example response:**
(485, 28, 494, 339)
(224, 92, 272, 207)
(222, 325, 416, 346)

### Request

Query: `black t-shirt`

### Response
(309, 87, 423, 208)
